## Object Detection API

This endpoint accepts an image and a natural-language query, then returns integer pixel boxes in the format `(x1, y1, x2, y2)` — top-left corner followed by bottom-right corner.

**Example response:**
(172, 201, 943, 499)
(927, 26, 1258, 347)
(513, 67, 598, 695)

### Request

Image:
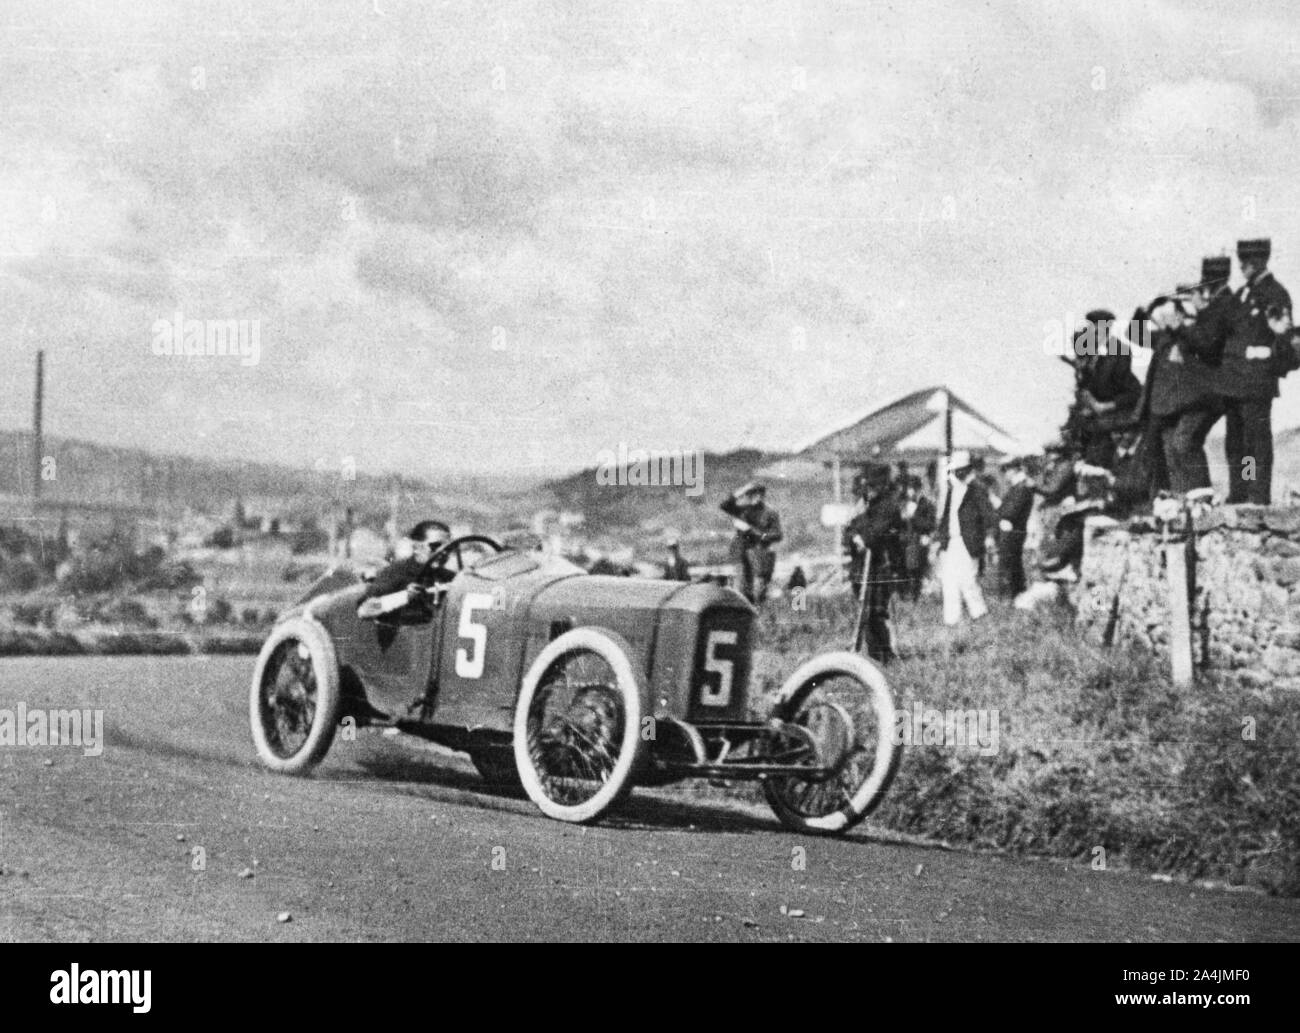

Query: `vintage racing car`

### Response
(249, 535, 900, 833)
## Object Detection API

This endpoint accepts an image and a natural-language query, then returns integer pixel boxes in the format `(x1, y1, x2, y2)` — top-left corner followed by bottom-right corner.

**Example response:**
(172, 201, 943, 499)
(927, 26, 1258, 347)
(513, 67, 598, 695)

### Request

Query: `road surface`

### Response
(1, 656, 1296, 941)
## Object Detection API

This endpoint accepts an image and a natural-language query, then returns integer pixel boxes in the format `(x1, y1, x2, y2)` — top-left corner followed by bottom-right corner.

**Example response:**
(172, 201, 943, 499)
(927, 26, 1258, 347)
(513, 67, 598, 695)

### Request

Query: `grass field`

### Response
(753, 594, 1300, 896)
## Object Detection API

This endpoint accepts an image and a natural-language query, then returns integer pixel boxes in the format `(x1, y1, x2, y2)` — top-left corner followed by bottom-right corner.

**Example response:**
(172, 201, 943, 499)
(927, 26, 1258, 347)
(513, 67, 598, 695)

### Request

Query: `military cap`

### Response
(1237, 238, 1271, 261)
(735, 480, 766, 497)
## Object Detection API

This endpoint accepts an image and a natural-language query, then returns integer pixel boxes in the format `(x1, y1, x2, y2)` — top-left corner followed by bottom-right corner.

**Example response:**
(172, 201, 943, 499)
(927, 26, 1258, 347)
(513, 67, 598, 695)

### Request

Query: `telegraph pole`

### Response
(32, 349, 44, 503)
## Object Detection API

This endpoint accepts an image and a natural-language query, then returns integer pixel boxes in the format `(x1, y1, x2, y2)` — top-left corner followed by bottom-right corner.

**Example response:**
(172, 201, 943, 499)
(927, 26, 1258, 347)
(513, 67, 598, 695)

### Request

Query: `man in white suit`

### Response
(936, 450, 993, 626)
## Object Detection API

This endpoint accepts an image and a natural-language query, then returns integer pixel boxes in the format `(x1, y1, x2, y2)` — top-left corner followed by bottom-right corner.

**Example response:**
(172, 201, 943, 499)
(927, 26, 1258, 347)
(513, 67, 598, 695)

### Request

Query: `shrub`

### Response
(87, 597, 157, 629)
(290, 521, 329, 555)
(137, 560, 200, 591)
(206, 526, 236, 549)
(0, 557, 43, 593)
(10, 601, 54, 627)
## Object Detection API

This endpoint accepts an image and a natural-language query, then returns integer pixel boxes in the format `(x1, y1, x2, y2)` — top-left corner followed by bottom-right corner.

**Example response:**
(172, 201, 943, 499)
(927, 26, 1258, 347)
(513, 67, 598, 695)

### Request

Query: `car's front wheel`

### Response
(513, 627, 645, 824)
(249, 617, 342, 775)
(762, 651, 900, 836)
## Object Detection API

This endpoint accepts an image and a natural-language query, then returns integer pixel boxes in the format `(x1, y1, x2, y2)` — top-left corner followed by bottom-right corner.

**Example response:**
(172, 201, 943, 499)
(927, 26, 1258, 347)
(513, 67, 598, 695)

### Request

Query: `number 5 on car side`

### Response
(250, 536, 900, 833)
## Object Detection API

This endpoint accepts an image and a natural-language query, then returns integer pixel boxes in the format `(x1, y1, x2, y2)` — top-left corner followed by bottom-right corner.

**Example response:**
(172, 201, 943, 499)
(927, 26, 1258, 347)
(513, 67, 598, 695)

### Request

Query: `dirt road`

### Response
(1, 656, 1295, 941)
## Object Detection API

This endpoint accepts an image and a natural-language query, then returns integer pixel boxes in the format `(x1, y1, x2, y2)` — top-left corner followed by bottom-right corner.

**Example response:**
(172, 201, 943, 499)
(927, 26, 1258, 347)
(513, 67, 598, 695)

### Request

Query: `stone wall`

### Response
(1076, 506, 1300, 690)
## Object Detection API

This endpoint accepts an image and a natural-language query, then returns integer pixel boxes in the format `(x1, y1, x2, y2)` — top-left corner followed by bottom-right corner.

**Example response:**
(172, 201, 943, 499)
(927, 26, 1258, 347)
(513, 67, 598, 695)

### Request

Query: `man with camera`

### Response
(1135, 256, 1233, 495)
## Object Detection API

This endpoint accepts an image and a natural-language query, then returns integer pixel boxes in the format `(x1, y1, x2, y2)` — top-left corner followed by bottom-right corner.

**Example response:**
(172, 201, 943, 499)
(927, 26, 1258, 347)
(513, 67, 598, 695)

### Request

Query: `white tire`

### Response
(513, 627, 645, 824)
(763, 650, 899, 835)
(249, 616, 342, 774)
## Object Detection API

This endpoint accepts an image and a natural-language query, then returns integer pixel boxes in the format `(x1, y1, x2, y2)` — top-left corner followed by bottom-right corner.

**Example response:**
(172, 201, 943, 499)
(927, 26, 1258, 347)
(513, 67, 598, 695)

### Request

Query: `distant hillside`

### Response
(545, 447, 836, 562)
(0, 429, 547, 531)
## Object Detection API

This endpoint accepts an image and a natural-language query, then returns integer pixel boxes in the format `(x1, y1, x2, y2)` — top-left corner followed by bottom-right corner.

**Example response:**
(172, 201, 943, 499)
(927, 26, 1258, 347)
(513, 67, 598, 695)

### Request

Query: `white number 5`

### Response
(700, 630, 736, 707)
(455, 592, 494, 678)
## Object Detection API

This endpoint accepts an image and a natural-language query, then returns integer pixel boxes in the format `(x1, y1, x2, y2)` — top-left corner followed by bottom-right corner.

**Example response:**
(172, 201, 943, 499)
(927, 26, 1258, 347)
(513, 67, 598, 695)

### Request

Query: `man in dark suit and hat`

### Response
(899, 475, 936, 601)
(720, 481, 783, 604)
(1066, 309, 1143, 470)
(842, 463, 904, 661)
(1218, 238, 1300, 504)
(995, 456, 1035, 597)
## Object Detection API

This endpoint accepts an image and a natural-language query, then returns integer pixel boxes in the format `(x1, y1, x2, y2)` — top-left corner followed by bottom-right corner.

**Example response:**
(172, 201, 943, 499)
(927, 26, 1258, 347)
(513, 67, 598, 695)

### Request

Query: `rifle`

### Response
(849, 548, 872, 653)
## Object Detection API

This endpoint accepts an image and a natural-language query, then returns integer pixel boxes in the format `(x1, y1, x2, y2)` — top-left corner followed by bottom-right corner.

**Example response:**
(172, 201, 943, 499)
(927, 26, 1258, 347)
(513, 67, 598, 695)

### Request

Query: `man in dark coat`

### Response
(995, 456, 1035, 598)
(720, 481, 783, 604)
(899, 475, 936, 601)
(1063, 310, 1142, 470)
(842, 463, 904, 661)
(662, 538, 691, 582)
(1135, 257, 1233, 494)
(1217, 239, 1300, 503)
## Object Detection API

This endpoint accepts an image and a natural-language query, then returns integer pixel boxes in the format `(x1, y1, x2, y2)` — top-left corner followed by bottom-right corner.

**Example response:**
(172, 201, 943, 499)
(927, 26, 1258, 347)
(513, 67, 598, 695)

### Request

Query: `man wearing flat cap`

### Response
(1218, 238, 1300, 504)
(720, 481, 783, 604)
(842, 463, 904, 661)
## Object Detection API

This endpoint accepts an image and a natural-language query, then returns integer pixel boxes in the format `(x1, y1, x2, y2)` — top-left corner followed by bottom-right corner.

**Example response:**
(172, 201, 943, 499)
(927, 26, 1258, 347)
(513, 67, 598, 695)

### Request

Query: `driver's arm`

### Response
(363, 556, 425, 599)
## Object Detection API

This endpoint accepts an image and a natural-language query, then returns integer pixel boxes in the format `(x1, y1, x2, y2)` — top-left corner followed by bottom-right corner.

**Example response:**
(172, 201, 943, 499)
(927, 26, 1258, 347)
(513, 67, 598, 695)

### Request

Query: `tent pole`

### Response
(944, 389, 953, 459)
(831, 456, 843, 572)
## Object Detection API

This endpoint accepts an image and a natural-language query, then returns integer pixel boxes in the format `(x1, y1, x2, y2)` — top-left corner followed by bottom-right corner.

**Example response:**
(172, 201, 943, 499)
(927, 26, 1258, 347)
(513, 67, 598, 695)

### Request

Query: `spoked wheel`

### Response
(249, 617, 342, 774)
(763, 651, 899, 836)
(513, 627, 645, 824)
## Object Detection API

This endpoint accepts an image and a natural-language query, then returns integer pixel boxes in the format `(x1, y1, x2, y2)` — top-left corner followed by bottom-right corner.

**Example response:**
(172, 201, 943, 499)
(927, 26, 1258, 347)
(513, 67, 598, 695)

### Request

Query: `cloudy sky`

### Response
(3, 0, 1300, 478)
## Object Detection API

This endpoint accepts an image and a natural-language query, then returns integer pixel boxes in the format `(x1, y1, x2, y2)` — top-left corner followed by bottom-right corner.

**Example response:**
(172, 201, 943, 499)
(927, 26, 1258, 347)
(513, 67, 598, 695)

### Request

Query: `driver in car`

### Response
(364, 520, 456, 600)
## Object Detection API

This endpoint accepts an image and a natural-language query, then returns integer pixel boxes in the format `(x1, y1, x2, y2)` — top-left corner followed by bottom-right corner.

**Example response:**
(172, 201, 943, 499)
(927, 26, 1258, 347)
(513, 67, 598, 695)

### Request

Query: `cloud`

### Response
(3, 0, 1300, 475)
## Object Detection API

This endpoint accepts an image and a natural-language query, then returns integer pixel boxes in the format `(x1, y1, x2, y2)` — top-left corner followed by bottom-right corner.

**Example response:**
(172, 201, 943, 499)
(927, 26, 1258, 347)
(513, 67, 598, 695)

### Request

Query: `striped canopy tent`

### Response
(794, 386, 1032, 501)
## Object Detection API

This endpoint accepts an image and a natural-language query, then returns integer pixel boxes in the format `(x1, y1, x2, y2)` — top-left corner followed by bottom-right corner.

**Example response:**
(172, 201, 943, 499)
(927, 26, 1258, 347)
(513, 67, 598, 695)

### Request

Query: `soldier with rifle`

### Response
(843, 463, 904, 662)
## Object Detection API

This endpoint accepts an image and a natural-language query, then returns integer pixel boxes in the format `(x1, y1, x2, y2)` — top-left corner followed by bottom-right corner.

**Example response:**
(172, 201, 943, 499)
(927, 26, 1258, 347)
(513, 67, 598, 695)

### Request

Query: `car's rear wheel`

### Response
(249, 617, 342, 774)
(762, 651, 900, 836)
(513, 627, 645, 824)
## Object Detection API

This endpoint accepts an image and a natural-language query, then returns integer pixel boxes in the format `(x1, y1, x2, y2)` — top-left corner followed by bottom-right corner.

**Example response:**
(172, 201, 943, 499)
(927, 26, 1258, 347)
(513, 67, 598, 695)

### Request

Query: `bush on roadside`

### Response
(0, 557, 43, 593)
(290, 520, 329, 555)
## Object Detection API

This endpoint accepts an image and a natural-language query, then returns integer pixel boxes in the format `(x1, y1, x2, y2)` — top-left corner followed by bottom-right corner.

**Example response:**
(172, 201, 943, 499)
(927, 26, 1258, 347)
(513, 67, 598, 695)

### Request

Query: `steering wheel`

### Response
(419, 534, 504, 581)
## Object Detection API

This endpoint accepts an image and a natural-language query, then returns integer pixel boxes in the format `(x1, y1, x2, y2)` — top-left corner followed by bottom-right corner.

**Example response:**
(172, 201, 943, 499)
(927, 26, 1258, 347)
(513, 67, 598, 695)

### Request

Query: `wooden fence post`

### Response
(1166, 537, 1193, 687)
